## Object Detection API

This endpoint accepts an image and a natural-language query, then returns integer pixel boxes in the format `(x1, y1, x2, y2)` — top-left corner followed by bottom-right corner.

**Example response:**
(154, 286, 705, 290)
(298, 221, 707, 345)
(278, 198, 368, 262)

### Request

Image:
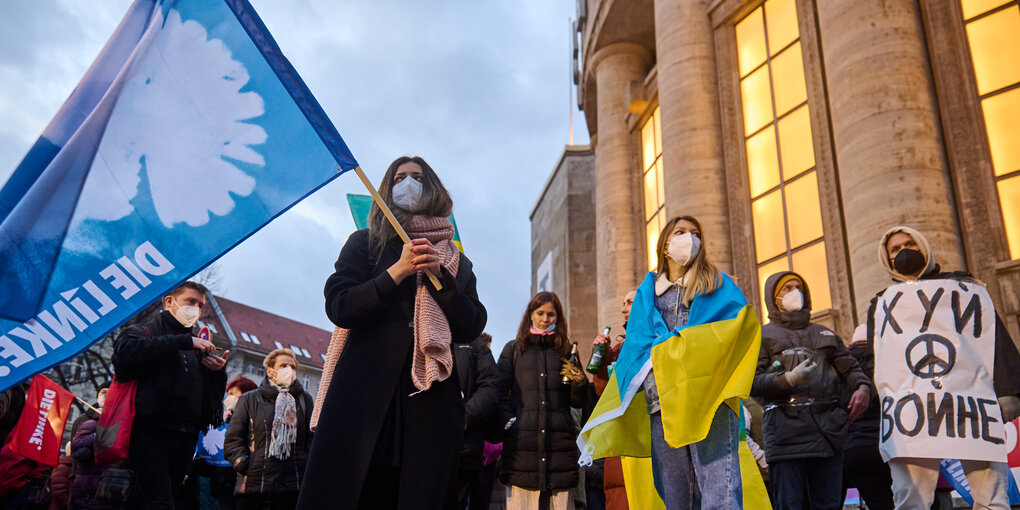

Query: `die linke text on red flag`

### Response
(7, 375, 74, 466)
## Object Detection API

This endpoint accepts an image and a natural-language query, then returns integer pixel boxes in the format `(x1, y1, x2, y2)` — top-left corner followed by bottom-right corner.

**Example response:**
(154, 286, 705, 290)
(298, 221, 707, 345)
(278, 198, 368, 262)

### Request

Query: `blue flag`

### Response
(196, 423, 232, 467)
(0, 0, 357, 391)
(939, 458, 1020, 505)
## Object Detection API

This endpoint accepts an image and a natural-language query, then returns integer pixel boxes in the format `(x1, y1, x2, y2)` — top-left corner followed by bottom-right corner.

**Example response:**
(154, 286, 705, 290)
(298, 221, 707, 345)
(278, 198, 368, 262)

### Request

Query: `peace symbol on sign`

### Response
(904, 334, 956, 379)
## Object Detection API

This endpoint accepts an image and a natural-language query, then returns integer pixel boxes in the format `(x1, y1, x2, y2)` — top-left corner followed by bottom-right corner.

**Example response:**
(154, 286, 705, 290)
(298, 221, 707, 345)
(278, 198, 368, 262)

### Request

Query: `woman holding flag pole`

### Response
(299, 157, 487, 510)
(576, 216, 764, 510)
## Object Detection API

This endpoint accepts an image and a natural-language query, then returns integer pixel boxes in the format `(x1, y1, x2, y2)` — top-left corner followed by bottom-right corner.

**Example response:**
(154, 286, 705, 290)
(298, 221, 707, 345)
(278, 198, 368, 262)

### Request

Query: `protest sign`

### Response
(875, 278, 1005, 462)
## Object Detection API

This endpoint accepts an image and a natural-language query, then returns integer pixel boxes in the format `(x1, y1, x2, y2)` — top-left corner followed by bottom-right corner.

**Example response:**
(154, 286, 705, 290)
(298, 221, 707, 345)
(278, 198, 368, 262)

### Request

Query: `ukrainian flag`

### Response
(577, 271, 768, 507)
(346, 193, 463, 252)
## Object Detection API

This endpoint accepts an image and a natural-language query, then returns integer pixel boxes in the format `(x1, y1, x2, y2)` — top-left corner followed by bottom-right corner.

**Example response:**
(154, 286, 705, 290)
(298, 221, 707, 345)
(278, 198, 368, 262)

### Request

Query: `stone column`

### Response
(654, 0, 733, 272)
(592, 43, 652, 330)
(817, 0, 964, 317)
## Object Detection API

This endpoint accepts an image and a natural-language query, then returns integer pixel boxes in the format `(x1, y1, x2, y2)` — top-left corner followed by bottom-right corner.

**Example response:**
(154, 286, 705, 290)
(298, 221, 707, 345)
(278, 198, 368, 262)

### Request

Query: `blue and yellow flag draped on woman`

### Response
(577, 271, 769, 507)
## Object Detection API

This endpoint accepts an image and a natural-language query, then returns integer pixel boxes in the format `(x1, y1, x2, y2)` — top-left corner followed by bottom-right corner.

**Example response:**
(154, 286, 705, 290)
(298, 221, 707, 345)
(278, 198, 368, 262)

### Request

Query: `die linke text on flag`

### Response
(6, 375, 75, 466)
(0, 0, 358, 392)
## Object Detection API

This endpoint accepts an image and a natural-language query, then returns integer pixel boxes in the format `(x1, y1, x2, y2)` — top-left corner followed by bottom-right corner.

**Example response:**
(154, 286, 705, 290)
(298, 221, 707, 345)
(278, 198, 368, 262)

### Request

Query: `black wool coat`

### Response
(297, 229, 487, 510)
(112, 310, 227, 433)
(224, 377, 314, 495)
(496, 336, 588, 491)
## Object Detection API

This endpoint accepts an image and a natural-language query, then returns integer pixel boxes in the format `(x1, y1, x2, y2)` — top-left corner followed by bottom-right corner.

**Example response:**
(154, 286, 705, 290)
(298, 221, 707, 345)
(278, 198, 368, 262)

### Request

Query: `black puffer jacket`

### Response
(112, 310, 227, 433)
(455, 337, 500, 472)
(496, 336, 588, 491)
(224, 377, 314, 495)
(751, 271, 872, 462)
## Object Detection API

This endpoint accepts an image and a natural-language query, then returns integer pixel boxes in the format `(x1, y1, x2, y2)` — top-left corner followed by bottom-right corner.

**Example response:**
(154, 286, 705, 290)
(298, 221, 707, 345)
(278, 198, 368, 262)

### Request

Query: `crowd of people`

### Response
(0, 155, 1018, 510)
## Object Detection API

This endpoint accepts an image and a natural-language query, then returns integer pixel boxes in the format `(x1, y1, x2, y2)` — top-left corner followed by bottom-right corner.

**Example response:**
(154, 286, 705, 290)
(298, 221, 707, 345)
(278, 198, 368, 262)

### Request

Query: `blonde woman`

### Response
(578, 216, 761, 510)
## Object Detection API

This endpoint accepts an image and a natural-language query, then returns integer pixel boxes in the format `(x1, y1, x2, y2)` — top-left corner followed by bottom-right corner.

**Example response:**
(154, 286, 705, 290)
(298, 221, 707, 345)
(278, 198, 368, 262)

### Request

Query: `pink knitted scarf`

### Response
(311, 216, 460, 430)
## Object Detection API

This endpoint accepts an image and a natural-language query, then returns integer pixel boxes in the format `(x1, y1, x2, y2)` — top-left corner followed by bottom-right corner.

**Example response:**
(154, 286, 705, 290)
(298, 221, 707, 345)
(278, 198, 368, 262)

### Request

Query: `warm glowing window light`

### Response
(736, 0, 831, 317)
(641, 107, 666, 271)
(963, 1, 1020, 258)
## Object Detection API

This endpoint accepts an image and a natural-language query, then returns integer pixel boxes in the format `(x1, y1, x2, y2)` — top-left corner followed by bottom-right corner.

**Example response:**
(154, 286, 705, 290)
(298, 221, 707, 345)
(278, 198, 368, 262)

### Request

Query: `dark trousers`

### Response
(769, 453, 844, 510)
(842, 446, 893, 510)
(128, 429, 198, 510)
(457, 464, 497, 510)
(236, 491, 299, 510)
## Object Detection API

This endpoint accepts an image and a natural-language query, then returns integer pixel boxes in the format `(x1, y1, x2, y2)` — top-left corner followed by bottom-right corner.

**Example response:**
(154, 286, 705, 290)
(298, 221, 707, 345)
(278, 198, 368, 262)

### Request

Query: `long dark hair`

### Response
(515, 291, 570, 356)
(654, 215, 722, 305)
(368, 156, 453, 258)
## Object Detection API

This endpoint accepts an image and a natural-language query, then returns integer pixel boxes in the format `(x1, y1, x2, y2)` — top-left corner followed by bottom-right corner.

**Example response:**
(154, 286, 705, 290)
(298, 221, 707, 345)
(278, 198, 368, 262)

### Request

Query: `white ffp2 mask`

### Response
(392, 177, 423, 212)
(172, 302, 201, 328)
(273, 366, 296, 387)
(667, 233, 701, 266)
(781, 289, 804, 312)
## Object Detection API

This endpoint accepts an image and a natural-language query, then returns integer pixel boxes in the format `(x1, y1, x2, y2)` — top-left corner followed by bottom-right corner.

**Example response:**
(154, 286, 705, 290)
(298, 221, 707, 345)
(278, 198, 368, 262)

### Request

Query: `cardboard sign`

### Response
(875, 279, 1004, 462)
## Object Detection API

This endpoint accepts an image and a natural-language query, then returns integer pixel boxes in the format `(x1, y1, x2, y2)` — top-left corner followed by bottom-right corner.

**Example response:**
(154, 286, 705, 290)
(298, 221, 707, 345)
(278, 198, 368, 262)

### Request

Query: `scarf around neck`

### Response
(268, 380, 297, 460)
(311, 215, 461, 430)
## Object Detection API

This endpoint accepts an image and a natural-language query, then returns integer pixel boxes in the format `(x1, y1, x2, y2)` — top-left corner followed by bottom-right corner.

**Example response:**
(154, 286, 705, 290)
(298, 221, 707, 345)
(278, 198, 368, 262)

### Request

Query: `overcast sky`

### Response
(0, 1, 589, 355)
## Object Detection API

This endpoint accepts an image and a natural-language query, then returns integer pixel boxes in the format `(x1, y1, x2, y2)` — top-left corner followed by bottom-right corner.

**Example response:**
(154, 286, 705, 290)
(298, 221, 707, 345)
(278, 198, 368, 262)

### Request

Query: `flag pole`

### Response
(350, 166, 443, 291)
(75, 396, 99, 414)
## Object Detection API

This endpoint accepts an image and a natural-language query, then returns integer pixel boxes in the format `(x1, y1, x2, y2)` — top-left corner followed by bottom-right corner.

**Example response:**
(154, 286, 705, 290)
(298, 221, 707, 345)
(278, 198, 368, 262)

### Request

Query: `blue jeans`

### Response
(650, 406, 742, 510)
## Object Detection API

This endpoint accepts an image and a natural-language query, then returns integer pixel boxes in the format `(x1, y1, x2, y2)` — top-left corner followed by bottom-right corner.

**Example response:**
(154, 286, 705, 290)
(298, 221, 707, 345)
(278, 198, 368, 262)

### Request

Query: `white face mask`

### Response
(223, 394, 239, 412)
(273, 366, 296, 387)
(171, 300, 201, 328)
(666, 233, 701, 267)
(781, 289, 804, 312)
(392, 177, 423, 212)
(97, 394, 107, 409)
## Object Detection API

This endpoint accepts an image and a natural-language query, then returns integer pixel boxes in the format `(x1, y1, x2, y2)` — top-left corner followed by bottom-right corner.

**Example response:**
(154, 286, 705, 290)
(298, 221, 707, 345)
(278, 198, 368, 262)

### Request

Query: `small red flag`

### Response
(7, 374, 75, 466)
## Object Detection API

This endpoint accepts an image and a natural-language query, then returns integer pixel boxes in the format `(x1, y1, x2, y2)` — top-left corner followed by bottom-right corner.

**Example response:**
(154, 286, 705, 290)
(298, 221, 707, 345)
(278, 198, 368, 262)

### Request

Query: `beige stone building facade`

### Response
(530, 146, 599, 362)
(569, 0, 1020, 343)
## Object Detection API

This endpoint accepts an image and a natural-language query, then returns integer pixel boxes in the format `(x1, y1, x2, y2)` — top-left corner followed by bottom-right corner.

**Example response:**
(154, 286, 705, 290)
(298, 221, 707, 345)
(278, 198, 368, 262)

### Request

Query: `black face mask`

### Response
(893, 248, 926, 276)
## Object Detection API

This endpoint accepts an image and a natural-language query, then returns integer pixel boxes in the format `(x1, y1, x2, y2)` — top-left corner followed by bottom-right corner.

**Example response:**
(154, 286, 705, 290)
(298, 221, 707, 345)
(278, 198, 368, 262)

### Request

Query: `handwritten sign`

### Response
(875, 279, 1006, 463)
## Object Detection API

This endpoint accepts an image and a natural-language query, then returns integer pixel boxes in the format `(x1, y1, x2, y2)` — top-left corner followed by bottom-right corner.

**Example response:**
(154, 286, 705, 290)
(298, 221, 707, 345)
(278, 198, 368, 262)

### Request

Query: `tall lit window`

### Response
(961, 0, 1020, 259)
(641, 106, 665, 270)
(735, 0, 831, 317)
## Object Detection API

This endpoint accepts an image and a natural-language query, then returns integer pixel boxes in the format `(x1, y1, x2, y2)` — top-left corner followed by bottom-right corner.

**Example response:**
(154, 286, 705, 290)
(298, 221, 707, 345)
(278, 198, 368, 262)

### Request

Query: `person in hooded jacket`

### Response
(751, 271, 872, 510)
(300, 156, 487, 510)
(496, 291, 589, 510)
(866, 226, 1020, 508)
(224, 349, 313, 510)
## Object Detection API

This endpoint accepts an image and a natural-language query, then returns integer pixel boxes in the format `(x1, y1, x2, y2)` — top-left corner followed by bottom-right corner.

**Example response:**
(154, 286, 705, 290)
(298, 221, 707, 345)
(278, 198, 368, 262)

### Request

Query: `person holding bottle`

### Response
(496, 291, 589, 510)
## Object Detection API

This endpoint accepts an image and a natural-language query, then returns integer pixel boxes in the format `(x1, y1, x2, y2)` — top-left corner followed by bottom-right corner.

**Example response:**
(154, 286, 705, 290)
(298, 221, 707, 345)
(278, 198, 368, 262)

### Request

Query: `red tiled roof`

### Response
(198, 295, 331, 370)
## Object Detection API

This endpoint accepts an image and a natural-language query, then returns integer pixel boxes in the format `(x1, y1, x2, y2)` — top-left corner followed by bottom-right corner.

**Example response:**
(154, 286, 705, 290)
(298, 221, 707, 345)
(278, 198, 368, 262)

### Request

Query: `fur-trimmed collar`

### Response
(654, 272, 690, 296)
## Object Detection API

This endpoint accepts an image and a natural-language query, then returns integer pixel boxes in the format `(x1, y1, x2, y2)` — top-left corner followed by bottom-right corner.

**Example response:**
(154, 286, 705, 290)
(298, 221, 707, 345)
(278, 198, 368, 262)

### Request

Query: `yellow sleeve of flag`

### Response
(581, 369, 654, 460)
(650, 305, 762, 449)
(739, 439, 772, 509)
(621, 456, 667, 510)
